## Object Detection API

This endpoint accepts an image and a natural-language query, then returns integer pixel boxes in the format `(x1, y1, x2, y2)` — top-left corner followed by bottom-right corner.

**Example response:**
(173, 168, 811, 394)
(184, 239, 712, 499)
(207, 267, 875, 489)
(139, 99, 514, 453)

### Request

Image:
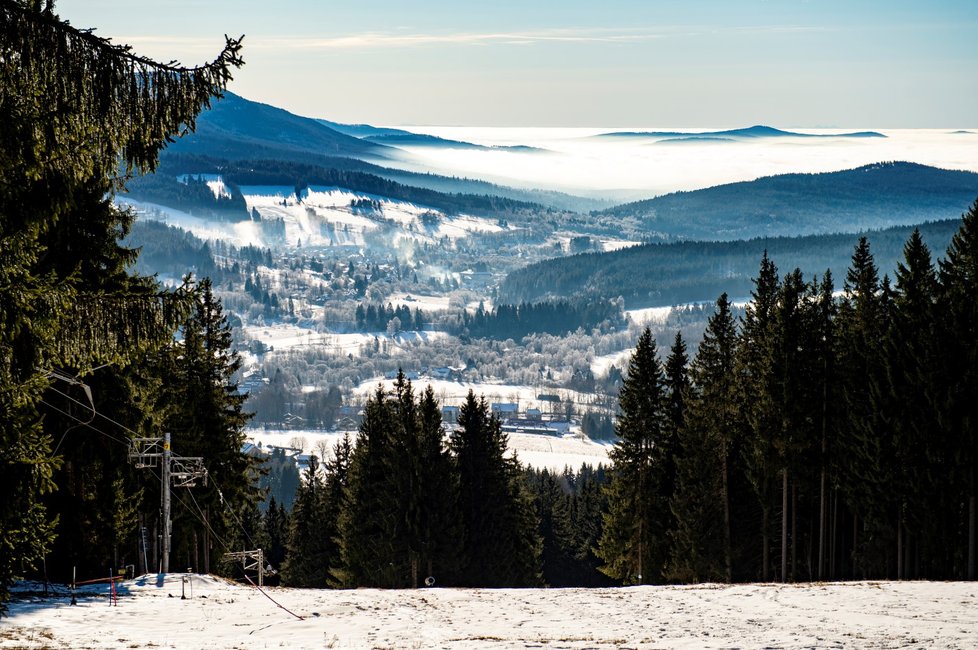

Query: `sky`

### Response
(57, 1, 978, 127)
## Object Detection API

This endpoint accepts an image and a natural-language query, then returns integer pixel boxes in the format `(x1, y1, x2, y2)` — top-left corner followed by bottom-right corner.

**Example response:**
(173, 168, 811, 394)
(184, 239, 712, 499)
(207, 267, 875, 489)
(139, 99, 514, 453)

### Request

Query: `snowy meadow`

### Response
(3, 575, 977, 649)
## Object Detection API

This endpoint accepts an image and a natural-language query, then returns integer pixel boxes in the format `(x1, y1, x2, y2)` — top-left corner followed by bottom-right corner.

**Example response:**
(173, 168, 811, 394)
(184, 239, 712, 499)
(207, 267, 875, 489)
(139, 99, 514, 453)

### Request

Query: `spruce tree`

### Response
(282, 457, 333, 587)
(884, 230, 942, 578)
(669, 293, 739, 582)
(415, 386, 460, 585)
(736, 252, 781, 581)
(836, 237, 890, 577)
(938, 199, 978, 579)
(451, 391, 541, 587)
(336, 387, 402, 587)
(597, 328, 670, 584)
(0, 1, 242, 608)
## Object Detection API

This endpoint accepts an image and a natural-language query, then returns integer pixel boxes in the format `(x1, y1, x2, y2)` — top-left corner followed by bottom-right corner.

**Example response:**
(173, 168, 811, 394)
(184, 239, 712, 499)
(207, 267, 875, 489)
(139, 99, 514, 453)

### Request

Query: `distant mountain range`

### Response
(595, 125, 885, 140)
(596, 162, 978, 240)
(165, 92, 390, 162)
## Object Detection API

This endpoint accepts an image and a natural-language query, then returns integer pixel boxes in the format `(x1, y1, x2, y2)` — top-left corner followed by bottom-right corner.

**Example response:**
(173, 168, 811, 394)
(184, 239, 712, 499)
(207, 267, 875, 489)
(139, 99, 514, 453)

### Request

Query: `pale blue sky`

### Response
(57, 1, 977, 127)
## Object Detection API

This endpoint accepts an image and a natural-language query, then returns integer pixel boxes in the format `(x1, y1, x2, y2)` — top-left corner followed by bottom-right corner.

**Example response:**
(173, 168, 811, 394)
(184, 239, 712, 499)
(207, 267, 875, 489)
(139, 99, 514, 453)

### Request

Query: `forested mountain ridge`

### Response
(500, 218, 962, 306)
(164, 91, 389, 161)
(125, 157, 547, 220)
(597, 162, 978, 240)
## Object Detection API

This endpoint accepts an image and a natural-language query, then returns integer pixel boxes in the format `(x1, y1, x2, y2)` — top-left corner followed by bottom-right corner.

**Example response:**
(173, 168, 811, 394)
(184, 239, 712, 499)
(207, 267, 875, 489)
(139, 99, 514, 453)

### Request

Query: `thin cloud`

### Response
(255, 28, 671, 50)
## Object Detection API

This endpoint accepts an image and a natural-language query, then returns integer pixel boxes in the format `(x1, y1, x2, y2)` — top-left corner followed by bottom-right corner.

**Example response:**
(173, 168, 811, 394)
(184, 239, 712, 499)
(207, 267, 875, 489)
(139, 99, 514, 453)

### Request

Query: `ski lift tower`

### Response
(129, 431, 207, 574)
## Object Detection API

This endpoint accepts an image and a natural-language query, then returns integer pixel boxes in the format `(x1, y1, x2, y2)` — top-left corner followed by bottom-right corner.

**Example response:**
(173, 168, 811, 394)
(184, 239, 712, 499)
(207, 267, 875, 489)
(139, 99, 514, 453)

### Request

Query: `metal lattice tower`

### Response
(129, 431, 207, 574)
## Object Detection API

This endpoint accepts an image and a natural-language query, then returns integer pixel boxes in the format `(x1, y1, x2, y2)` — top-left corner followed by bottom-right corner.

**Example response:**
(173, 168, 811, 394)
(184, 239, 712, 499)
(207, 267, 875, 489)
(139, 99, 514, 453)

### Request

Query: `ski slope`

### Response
(4, 574, 976, 649)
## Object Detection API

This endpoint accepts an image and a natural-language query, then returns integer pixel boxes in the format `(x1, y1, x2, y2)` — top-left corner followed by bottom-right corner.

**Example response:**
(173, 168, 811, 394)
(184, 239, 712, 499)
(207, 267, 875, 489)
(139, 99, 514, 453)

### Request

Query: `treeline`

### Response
(500, 219, 961, 307)
(354, 302, 427, 333)
(596, 162, 978, 240)
(594, 202, 978, 584)
(125, 220, 216, 278)
(234, 378, 615, 588)
(459, 299, 624, 340)
(202, 159, 541, 218)
(124, 172, 249, 220)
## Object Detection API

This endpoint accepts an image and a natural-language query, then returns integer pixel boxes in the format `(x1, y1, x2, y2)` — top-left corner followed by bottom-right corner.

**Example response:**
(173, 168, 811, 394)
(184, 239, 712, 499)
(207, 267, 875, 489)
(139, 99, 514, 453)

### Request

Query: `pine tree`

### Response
(336, 387, 402, 587)
(938, 199, 978, 579)
(0, 2, 242, 608)
(451, 391, 541, 587)
(415, 386, 460, 585)
(282, 457, 333, 587)
(597, 328, 670, 584)
(528, 468, 577, 586)
(836, 237, 890, 577)
(162, 278, 258, 572)
(669, 293, 739, 582)
(736, 252, 781, 581)
(884, 230, 942, 578)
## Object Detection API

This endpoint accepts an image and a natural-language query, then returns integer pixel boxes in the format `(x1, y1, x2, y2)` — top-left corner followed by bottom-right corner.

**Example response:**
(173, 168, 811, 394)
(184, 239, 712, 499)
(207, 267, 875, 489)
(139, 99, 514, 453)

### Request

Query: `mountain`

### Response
(165, 91, 390, 161)
(314, 119, 414, 139)
(597, 162, 978, 241)
(596, 125, 885, 139)
(499, 218, 964, 308)
(363, 133, 548, 153)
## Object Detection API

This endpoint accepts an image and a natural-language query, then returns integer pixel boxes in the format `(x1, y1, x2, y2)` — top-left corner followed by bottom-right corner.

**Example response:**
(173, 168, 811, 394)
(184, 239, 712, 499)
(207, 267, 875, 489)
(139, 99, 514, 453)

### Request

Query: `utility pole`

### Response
(130, 433, 207, 575)
(162, 430, 171, 574)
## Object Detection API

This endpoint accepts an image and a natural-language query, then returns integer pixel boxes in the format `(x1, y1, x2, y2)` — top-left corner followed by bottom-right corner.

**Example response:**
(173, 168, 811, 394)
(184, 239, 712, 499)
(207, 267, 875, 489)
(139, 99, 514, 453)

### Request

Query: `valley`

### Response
(119, 93, 978, 468)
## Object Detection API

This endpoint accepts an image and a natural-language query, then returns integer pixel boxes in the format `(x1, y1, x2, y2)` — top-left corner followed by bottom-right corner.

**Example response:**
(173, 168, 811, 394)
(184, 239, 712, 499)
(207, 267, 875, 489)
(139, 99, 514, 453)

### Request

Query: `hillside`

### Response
(4, 576, 976, 649)
(597, 162, 978, 240)
(164, 91, 389, 162)
(500, 218, 964, 307)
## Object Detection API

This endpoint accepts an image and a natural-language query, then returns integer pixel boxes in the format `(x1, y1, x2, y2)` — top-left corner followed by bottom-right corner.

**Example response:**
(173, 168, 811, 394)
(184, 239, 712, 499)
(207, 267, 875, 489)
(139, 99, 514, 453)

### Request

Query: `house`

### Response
(429, 366, 453, 380)
(525, 407, 542, 420)
(491, 402, 519, 417)
(441, 405, 460, 425)
(501, 418, 559, 436)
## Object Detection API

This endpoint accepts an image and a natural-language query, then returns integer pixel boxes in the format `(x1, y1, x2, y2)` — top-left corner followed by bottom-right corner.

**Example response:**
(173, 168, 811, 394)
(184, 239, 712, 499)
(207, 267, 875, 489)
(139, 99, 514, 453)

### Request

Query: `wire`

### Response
(47, 384, 142, 438)
(46, 376, 303, 620)
(151, 467, 304, 621)
(39, 399, 131, 449)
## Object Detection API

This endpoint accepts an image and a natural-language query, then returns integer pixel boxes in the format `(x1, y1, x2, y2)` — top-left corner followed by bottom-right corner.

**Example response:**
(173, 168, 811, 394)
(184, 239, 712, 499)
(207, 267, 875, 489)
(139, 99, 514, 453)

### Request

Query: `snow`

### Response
(626, 306, 673, 325)
(4, 574, 976, 649)
(590, 349, 633, 377)
(353, 377, 596, 414)
(242, 324, 448, 356)
(387, 292, 453, 313)
(245, 427, 610, 473)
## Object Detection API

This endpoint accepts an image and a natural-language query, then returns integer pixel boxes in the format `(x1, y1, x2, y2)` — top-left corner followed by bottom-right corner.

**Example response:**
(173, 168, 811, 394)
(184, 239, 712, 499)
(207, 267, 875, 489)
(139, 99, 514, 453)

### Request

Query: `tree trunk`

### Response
(830, 490, 838, 579)
(818, 467, 826, 580)
(722, 443, 732, 582)
(897, 513, 903, 580)
(969, 493, 975, 581)
(852, 513, 858, 579)
(791, 482, 797, 581)
(781, 468, 788, 583)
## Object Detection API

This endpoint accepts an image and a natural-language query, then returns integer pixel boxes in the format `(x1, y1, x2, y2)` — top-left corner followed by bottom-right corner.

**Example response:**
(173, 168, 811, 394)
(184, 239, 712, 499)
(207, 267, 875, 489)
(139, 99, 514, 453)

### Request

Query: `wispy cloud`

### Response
(112, 25, 826, 55)
(254, 28, 671, 51)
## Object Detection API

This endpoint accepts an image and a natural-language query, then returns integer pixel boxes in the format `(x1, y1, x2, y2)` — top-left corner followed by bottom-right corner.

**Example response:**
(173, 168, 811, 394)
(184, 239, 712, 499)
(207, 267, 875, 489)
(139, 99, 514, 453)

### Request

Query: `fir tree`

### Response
(669, 293, 739, 582)
(0, 1, 242, 608)
(282, 457, 333, 587)
(597, 328, 670, 584)
(938, 199, 978, 579)
(736, 252, 781, 581)
(451, 391, 541, 587)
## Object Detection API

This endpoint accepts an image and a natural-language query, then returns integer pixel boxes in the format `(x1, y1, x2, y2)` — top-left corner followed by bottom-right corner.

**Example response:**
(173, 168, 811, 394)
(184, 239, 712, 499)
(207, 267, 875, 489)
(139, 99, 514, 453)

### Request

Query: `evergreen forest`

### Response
(2, 0, 977, 618)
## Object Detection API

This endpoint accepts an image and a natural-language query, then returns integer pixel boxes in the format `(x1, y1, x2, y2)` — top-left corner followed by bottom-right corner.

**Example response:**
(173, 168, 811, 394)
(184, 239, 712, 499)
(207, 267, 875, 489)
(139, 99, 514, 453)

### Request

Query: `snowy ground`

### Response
(246, 428, 611, 473)
(4, 574, 976, 649)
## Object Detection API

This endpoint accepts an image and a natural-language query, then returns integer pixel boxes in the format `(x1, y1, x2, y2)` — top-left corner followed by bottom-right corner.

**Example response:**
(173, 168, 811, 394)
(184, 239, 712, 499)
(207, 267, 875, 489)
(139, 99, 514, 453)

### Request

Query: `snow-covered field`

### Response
(246, 428, 611, 473)
(4, 574, 976, 649)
